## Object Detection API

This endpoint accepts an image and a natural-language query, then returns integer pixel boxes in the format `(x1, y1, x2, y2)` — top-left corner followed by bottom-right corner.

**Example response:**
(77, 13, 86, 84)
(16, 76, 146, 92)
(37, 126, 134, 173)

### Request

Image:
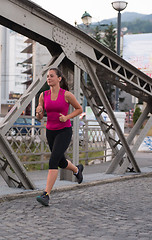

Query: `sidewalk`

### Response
(0, 151, 152, 201)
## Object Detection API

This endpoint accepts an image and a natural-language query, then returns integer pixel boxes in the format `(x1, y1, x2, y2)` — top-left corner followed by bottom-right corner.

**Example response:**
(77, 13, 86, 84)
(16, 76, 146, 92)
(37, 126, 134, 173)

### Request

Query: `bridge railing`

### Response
(0, 115, 112, 170)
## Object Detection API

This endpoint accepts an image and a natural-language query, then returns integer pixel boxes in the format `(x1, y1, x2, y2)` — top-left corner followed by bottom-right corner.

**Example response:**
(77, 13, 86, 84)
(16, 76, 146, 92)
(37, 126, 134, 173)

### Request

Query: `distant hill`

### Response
(99, 12, 152, 25)
(91, 12, 152, 34)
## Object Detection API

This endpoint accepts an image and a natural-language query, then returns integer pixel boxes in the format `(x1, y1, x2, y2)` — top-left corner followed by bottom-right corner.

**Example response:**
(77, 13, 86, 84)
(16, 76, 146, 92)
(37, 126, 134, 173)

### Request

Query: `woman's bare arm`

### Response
(59, 91, 82, 122)
(36, 92, 44, 120)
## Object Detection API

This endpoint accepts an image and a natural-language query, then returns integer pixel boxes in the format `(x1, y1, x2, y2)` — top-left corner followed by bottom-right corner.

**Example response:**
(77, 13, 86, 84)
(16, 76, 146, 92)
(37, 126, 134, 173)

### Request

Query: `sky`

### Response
(31, 0, 152, 25)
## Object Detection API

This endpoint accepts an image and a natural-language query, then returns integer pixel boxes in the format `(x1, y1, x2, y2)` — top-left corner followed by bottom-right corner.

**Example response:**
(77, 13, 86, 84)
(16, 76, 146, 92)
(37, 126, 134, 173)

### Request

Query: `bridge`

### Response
(0, 0, 152, 189)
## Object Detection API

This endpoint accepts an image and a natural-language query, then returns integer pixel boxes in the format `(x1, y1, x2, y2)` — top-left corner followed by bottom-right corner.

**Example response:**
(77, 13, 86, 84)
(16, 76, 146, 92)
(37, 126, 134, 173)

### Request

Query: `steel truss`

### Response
(0, 53, 66, 189)
(0, 0, 152, 188)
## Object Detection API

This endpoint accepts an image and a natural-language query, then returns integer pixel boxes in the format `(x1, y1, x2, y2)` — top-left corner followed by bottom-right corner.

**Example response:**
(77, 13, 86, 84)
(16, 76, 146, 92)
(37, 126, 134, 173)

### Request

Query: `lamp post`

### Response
(81, 11, 92, 26)
(81, 11, 92, 112)
(111, 1, 128, 111)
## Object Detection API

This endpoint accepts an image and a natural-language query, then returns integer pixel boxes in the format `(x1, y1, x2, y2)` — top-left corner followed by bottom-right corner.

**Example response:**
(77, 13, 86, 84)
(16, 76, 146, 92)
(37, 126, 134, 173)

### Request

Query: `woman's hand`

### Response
(36, 105, 43, 114)
(36, 105, 44, 120)
(59, 113, 68, 122)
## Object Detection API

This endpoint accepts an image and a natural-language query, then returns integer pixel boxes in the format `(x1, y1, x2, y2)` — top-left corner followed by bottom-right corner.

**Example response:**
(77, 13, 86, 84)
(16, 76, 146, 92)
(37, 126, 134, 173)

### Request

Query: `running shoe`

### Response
(36, 192, 49, 206)
(74, 164, 84, 184)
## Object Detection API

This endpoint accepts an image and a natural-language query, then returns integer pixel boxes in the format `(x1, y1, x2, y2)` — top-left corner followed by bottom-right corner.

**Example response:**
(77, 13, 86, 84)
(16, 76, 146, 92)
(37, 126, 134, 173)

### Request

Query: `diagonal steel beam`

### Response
(0, 53, 65, 135)
(82, 57, 140, 173)
(0, 52, 66, 189)
(106, 104, 151, 173)
(81, 77, 120, 156)
(117, 106, 152, 174)
(0, 134, 36, 189)
(76, 51, 151, 103)
(0, 154, 20, 188)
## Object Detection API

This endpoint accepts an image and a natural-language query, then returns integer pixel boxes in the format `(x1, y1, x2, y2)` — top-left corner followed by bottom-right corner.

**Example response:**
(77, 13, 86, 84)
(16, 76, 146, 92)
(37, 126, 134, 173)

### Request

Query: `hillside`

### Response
(97, 12, 152, 34)
(99, 12, 152, 24)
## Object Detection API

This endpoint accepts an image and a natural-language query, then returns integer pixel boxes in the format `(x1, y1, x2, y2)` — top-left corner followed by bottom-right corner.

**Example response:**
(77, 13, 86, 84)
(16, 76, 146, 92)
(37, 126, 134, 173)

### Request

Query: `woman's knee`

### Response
(58, 159, 68, 169)
(49, 159, 58, 169)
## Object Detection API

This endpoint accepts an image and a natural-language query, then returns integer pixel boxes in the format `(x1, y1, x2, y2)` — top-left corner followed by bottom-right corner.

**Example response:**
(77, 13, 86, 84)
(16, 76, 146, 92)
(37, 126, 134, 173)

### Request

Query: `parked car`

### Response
(9, 117, 41, 136)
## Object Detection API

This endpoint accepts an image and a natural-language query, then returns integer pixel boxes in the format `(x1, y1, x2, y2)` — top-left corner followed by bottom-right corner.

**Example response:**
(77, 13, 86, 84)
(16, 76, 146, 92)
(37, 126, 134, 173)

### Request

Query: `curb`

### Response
(0, 171, 152, 203)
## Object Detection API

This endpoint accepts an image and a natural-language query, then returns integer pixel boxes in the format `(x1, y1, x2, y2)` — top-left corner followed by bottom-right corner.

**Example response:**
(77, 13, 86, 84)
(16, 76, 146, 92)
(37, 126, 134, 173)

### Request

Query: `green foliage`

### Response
(133, 106, 142, 124)
(102, 22, 116, 52)
(94, 26, 102, 42)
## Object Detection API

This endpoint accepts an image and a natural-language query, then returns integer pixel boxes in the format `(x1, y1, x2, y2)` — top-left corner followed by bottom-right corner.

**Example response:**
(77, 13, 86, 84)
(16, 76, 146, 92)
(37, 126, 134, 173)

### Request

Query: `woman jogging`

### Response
(36, 67, 83, 206)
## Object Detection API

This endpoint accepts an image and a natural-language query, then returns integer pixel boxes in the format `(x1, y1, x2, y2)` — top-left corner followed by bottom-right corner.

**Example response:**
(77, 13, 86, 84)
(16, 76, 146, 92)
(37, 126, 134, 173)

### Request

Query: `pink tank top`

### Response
(44, 88, 71, 130)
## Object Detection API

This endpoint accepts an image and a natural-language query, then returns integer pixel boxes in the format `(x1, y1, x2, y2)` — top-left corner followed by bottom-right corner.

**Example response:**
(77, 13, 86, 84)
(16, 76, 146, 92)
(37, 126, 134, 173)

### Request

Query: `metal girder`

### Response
(0, 53, 66, 189)
(0, 0, 152, 103)
(117, 107, 152, 174)
(0, 53, 65, 135)
(76, 50, 152, 103)
(106, 104, 152, 174)
(81, 75, 120, 157)
(0, 134, 35, 189)
(0, 0, 152, 186)
(81, 58, 141, 173)
(0, 155, 20, 188)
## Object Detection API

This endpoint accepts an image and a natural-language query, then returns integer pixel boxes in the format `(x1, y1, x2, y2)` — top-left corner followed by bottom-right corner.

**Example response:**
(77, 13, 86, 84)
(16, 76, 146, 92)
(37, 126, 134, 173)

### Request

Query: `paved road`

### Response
(0, 175, 152, 240)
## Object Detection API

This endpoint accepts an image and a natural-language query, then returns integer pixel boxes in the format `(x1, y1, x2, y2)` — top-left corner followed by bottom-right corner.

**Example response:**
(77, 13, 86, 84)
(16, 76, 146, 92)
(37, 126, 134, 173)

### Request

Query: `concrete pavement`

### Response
(0, 152, 152, 239)
(0, 152, 152, 200)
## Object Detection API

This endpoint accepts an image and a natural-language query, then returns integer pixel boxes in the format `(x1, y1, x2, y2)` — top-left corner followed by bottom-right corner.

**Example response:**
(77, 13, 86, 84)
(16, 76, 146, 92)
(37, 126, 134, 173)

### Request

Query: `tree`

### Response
(133, 106, 142, 125)
(94, 23, 116, 108)
(102, 22, 116, 52)
(94, 26, 102, 42)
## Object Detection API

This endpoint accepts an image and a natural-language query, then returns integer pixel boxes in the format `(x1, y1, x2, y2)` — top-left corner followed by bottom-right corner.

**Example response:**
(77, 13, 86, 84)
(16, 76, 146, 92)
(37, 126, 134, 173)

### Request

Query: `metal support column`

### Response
(73, 65, 81, 166)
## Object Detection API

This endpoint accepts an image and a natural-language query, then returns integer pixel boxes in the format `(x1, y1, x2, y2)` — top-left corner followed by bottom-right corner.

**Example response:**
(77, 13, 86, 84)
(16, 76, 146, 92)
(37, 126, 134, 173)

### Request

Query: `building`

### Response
(0, 26, 51, 115)
(0, 26, 28, 114)
(21, 39, 51, 115)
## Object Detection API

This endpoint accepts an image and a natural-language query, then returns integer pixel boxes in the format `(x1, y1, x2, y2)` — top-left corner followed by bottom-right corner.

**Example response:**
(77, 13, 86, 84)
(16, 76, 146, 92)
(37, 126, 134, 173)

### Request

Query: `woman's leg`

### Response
(66, 159, 78, 173)
(37, 128, 84, 205)
(66, 159, 84, 184)
(45, 127, 72, 194)
(45, 169, 58, 195)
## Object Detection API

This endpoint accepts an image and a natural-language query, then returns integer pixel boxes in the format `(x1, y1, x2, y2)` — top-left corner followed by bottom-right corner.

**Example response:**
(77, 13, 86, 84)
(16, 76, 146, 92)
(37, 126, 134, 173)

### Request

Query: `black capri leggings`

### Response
(46, 127, 72, 169)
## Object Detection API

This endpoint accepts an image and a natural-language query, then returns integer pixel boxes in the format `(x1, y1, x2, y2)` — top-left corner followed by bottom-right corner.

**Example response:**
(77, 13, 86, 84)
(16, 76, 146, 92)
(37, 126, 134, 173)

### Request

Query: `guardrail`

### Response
(1, 115, 113, 170)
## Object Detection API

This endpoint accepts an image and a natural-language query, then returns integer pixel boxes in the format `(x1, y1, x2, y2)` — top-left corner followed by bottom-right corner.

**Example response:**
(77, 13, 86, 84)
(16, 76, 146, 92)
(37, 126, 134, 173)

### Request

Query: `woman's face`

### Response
(47, 70, 61, 87)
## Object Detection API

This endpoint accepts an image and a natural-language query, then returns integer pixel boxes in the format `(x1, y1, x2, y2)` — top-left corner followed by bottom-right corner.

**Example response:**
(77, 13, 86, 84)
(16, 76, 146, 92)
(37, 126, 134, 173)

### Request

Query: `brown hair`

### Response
(49, 68, 69, 91)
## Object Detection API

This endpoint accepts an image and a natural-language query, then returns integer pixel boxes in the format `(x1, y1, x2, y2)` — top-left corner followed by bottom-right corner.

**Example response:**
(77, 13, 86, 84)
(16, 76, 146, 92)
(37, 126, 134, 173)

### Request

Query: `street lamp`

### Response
(81, 11, 92, 111)
(111, 1, 128, 111)
(81, 11, 92, 26)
